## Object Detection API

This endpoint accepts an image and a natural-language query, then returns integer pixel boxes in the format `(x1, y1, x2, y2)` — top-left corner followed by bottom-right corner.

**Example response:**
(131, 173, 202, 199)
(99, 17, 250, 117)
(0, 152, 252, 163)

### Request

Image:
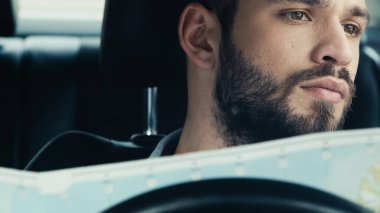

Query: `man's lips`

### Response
(299, 77, 349, 104)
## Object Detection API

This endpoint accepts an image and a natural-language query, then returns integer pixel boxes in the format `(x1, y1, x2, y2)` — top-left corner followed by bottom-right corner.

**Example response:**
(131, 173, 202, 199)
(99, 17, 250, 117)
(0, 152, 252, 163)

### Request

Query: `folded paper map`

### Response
(1, 128, 379, 212)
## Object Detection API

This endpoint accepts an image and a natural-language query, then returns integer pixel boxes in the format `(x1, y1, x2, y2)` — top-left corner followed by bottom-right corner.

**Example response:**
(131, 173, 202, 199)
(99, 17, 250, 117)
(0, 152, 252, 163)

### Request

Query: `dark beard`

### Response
(213, 39, 356, 146)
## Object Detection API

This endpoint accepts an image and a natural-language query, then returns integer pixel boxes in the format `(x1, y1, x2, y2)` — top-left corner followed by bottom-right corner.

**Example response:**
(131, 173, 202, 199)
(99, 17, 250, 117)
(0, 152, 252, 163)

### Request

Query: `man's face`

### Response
(213, 0, 369, 145)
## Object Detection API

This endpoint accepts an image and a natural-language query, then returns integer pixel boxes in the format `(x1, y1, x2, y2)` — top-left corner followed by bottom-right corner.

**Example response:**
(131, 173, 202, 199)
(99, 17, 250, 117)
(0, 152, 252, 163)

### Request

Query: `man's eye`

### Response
(283, 11, 311, 21)
(343, 24, 361, 37)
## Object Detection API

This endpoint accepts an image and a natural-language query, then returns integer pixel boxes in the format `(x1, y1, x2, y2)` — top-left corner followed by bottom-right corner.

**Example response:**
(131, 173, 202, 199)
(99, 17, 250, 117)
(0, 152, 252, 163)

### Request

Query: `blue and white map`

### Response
(1, 128, 379, 212)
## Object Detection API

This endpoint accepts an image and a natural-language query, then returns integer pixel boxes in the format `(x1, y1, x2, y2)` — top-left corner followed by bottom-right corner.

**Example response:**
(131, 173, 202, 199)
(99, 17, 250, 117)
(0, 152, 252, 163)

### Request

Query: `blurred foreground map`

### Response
(359, 163, 380, 210)
(0, 128, 380, 212)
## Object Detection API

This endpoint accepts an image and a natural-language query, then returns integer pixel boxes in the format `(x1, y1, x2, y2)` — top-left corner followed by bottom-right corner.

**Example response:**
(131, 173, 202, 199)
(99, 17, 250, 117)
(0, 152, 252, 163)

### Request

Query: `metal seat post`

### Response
(146, 87, 158, 136)
(130, 87, 165, 146)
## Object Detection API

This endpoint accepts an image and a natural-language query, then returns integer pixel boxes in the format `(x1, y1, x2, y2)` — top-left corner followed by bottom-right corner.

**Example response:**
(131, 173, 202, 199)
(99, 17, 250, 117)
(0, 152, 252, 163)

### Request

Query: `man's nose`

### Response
(311, 22, 353, 66)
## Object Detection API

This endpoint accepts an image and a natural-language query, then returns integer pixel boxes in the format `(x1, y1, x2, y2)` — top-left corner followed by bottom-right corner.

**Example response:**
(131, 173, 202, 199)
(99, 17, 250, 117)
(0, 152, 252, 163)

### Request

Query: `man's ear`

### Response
(178, 3, 219, 70)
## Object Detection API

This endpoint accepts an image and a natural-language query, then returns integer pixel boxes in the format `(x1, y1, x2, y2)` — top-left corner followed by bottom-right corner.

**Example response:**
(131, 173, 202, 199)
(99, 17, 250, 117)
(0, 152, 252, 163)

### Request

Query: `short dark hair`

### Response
(192, 0, 240, 37)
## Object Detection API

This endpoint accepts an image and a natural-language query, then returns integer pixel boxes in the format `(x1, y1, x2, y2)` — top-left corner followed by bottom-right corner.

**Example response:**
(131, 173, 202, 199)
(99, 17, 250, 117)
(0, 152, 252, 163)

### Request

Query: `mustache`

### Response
(282, 63, 356, 99)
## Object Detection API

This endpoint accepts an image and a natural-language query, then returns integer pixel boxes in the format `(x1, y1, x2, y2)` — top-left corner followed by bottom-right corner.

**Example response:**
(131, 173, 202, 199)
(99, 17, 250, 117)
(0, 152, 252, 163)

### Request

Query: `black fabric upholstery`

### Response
(24, 131, 153, 172)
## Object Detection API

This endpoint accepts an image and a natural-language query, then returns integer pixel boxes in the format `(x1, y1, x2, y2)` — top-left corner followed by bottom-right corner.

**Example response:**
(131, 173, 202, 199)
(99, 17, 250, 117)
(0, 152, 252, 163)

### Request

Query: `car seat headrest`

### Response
(101, 0, 191, 87)
(0, 0, 15, 36)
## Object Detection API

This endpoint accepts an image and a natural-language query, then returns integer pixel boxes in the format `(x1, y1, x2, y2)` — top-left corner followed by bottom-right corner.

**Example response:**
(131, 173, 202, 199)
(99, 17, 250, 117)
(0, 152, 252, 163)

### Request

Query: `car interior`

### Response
(1, 0, 190, 170)
(0, 0, 380, 172)
(1, 0, 380, 212)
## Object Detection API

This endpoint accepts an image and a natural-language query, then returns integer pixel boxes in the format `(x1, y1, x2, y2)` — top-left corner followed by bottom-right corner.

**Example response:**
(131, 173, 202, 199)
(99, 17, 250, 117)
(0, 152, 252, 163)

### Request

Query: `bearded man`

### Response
(150, 0, 370, 156)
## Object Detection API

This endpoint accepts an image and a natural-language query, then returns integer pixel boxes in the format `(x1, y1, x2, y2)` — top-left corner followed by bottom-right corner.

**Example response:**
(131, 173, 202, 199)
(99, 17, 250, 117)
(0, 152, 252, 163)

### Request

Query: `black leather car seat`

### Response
(101, 0, 188, 144)
(23, 0, 191, 171)
(343, 44, 380, 129)
(24, 131, 153, 171)
(0, 37, 22, 168)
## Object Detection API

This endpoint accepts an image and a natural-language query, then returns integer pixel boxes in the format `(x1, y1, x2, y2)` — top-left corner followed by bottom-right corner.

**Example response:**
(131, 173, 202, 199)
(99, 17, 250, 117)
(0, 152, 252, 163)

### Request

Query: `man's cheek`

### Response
(349, 61, 360, 81)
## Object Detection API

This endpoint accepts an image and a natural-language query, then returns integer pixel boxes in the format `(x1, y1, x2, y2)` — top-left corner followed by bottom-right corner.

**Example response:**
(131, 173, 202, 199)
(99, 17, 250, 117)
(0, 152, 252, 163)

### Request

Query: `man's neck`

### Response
(175, 112, 225, 154)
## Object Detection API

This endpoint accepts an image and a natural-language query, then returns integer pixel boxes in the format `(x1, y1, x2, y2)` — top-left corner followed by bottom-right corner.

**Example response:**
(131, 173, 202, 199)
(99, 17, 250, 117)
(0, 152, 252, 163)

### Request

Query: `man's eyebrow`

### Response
(269, 0, 330, 7)
(347, 6, 371, 26)
(269, 0, 371, 26)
